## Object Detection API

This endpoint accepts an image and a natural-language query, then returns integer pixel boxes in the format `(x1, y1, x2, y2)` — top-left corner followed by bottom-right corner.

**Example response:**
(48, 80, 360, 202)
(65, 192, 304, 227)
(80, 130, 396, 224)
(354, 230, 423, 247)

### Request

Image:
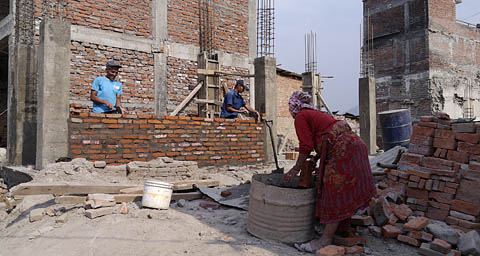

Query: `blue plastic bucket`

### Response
(378, 109, 412, 151)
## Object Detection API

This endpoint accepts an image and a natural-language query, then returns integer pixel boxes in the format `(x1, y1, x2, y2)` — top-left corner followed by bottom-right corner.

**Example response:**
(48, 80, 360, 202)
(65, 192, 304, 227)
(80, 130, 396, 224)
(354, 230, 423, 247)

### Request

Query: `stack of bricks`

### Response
(386, 116, 480, 232)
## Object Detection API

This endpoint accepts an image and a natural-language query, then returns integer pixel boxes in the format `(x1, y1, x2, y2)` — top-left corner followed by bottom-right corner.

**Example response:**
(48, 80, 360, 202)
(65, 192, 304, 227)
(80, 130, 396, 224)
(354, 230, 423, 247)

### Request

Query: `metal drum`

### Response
(247, 174, 316, 243)
(378, 109, 413, 151)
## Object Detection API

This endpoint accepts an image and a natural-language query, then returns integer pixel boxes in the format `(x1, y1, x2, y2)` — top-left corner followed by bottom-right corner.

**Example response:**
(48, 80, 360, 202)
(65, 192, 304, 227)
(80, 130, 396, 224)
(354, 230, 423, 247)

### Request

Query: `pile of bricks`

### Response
(126, 157, 198, 182)
(390, 116, 480, 230)
(347, 115, 480, 255)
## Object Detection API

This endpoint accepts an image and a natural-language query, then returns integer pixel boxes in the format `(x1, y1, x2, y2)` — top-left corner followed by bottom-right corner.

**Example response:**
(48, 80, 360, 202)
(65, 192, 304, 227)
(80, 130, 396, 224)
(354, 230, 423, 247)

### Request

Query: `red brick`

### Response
(423, 157, 454, 168)
(409, 144, 434, 156)
(452, 123, 476, 133)
(397, 234, 421, 247)
(199, 202, 220, 209)
(435, 129, 455, 138)
(444, 187, 456, 195)
(343, 246, 363, 255)
(458, 142, 480, 155)
(381, 224, 402, 238)
(413, 126, 435, 137)
(407, 169, 431, 179)
(315, 245, 345, 256)
(456, 179, 480, 205)
(457, 219, 480, 230)
(445, 216, 460, 225)
(101, 119, 118, 124)
(410, 135, 434, 147)
(433, 137, 457, 150)
(409, 231, 433, 242)
(427, 201, 450, 211)
(429, 191, 453, 204)
(410, 175, 421, 182)
(450, 199, 480, 216)
(425, 207, 449, 221)
(430, 238, 451, 254)
(456, 133, 480, 144)
(406, 187, 429, 200)
(403, 217, 429, 231)
(446, 150, 469, 164)
(400, 153, 424, 165)
(393, 204, 413, 221)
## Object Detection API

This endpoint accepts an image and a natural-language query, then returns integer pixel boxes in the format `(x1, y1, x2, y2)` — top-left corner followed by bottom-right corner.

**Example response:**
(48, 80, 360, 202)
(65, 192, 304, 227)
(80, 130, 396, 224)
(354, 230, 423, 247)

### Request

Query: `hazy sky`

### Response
(275, 0, 480, 113)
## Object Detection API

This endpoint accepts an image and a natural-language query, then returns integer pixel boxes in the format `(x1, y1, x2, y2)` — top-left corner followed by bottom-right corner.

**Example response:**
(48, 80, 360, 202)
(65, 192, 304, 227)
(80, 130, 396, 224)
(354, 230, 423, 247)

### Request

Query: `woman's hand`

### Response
(283, 167, 300, 183)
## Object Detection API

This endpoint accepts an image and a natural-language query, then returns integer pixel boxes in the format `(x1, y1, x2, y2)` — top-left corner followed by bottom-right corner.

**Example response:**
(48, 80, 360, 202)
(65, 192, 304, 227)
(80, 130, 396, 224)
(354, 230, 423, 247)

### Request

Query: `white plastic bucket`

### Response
(142, 179, 174, 210)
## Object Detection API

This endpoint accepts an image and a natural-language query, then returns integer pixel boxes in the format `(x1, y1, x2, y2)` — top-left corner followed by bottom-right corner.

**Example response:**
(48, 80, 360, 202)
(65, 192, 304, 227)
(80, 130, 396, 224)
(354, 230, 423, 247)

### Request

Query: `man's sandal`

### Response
(294, 242, 314, 253)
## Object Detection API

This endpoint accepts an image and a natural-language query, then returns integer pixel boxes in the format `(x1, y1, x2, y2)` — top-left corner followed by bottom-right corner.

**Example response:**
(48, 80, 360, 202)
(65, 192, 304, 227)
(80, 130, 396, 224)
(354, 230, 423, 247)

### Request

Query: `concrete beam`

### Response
(167, 42, 251, 69)
(0, 15, 13, 41)
(364, 0, 409, 16)
(70, 25, 154, 53)
(359, 77, 377, 154)
(255, 56, 277, 163)
(36, 19, 71, 169)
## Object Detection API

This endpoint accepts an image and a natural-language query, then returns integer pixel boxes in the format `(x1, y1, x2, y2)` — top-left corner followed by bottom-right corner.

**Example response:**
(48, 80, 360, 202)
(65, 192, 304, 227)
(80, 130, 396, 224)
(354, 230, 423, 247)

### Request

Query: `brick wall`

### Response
(276, 71, 302, 139)
(69, 113, 264, 166)
(65, 0, 153, 38)
(70, 41, 155, 115)
(428, 0, 480, 118)
(167, 0, 249, 55)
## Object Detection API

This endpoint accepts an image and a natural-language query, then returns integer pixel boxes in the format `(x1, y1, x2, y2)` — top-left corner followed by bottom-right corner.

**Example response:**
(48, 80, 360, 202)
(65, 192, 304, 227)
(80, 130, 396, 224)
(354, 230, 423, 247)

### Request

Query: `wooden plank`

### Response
(55, 195, 86, 204)
(197, 69, 215, 75)
(11, 183, 138, 196)
(114, 194, 142, 203)
(171, 191, 202, 201)
(173, 179, 219, 191)
(197, 69, 255, 78)
(170, 81, 204, 116)
(194, 99, 222, 105)
(119, 186, 143, 194)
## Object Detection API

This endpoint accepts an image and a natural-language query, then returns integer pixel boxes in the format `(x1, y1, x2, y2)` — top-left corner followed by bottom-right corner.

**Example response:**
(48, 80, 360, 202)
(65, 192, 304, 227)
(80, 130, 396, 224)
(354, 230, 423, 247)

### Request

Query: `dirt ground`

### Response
(0, 162, 418, 256)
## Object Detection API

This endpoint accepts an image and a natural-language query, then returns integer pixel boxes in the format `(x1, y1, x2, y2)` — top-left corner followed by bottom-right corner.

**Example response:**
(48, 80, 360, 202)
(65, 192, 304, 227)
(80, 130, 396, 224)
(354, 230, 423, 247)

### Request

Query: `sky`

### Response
(274, 0, 480, 113)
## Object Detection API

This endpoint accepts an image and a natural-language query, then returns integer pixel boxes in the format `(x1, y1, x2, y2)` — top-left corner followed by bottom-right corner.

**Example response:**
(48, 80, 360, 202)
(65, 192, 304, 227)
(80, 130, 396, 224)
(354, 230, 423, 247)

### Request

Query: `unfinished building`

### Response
(0, 0, 281, 168)
(363, 0, 480, 119)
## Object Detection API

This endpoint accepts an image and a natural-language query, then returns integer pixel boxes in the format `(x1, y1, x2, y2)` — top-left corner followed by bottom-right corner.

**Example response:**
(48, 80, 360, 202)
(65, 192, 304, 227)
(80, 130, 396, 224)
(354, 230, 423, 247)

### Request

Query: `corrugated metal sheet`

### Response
(369, 146, 407, 174)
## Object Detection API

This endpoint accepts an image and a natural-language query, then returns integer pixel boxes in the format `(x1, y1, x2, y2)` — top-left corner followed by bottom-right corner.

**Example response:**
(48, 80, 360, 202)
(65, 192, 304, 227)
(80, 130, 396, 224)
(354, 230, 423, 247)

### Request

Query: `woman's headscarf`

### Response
(289, 91, 316, 117)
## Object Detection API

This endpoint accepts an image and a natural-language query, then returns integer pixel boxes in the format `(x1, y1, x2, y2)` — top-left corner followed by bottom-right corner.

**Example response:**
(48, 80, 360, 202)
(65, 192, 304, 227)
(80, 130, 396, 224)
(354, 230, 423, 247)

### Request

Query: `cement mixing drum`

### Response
(247, 174, 317, 243)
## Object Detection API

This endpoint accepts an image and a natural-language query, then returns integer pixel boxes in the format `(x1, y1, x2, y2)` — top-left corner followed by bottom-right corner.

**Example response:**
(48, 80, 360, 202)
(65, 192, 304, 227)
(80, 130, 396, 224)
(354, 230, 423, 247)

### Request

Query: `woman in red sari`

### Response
(284, 91, 376, 252)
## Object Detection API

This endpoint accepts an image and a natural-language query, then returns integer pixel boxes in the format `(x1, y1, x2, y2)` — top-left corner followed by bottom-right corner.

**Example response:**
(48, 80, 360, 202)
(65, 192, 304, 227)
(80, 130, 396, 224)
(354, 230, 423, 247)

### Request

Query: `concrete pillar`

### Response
(301, 72, 321, 109)
(153, 0, 168, 116)
(8, 44, 37, 166)
(36, 19, 71, 169)
(255, 56, 277, 163)
(359, 77, 377, 154)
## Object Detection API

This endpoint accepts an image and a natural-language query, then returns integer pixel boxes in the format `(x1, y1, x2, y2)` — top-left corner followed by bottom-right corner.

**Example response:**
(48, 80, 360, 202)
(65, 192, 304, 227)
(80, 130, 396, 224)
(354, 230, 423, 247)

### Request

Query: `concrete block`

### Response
(85, 207, 115, 219)
(56, 214, 67, 223)
(458, 231, 480, 256)
(426, 222, 459, 245)
(94, 161, 107, 168)
(87, 194, 115, 202)
(29, 208, 45, 222)
(449, 210, 476, 222)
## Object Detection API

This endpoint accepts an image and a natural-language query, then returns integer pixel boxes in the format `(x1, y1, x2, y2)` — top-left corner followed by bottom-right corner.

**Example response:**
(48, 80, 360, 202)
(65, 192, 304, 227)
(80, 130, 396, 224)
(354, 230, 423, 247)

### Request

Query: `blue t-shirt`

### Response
(220, 89, 246, 118)
(91, 76, 122, 113)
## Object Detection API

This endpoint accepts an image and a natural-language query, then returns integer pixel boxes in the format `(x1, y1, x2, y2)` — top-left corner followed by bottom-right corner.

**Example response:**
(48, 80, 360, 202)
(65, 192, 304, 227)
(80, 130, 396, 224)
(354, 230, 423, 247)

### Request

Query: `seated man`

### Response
(90, 60, 124, 114)
(220, 80, 260, 121)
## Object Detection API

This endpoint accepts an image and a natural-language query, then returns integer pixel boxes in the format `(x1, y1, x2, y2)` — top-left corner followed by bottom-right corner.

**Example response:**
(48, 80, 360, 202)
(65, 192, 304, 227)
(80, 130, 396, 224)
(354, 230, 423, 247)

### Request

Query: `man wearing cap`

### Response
(90, 60, 124, 114)
(220, 80, 260, 121)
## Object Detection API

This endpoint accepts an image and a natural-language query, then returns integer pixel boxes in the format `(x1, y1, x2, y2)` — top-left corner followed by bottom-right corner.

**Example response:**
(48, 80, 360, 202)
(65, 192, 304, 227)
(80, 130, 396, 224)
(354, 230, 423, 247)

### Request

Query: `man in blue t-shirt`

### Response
(90, 60, 124, 114)
(220, 80, 260, 121)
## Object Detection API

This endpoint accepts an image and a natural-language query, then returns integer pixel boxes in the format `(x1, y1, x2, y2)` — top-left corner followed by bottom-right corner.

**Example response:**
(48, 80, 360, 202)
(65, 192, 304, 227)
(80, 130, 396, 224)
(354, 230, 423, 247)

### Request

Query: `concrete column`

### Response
(255, 56, 277, 163)
(248, 0, 257, 61)
(153, 0, 168, 116)
(359, 77, 377, 154)
(8, 44, 37, 166)
(301, 72, 321, 109)
(36, 19, 71, 169)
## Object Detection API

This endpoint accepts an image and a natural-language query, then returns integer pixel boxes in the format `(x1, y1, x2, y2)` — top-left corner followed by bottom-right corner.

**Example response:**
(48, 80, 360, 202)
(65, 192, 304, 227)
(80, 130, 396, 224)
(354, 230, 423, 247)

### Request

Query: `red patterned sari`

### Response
(315, 121, 376, 224)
